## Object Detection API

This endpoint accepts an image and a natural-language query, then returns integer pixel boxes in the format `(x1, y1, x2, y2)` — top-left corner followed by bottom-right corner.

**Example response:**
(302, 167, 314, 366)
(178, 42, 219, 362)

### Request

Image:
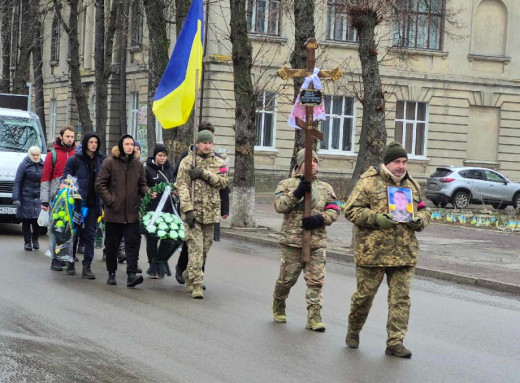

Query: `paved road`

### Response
(1, 225, 519, 382)
(242, 198, 520, 288)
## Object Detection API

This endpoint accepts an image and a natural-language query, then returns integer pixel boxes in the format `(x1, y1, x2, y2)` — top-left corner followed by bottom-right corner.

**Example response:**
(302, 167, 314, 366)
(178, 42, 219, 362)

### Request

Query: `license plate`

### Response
(0, 207, 16, 214)
(427, 183, 437, 190)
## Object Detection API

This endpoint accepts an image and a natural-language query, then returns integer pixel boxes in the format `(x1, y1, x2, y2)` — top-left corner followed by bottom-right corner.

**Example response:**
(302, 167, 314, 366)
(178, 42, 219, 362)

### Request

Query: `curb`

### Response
(221, 229, 520, 296)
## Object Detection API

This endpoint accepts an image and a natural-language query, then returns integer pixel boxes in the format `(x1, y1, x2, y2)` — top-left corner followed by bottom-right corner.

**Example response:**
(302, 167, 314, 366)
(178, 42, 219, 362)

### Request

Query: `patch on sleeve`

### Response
(417, 201, 426, 210)
(325, 201, 341, 212)
(218, 167, 228, 174)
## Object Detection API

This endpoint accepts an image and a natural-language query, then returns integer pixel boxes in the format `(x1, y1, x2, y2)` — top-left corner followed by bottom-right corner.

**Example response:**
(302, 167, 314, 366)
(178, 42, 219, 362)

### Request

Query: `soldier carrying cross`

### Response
(270, 38, 342, 331)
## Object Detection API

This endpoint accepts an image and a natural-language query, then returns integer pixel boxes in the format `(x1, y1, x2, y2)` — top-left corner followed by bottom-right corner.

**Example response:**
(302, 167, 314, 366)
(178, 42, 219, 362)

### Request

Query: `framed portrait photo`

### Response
(387, 186, 414, 222)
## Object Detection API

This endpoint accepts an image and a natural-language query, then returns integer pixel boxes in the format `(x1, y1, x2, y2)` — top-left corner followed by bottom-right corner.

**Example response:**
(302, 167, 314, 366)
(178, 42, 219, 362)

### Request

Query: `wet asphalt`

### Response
(1, 223, 519, 383)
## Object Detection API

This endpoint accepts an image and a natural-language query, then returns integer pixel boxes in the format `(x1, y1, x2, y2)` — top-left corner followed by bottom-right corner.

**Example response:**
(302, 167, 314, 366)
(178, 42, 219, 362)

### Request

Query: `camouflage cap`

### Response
(296, 149, 319, 169)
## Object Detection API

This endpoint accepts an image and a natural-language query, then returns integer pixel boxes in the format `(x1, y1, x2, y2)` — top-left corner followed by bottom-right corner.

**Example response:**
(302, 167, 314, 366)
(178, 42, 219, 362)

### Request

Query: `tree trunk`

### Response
(346, 9, 387, 196)
(56, 0, 93, 132)
(229, 0, 256, 227)
(117, 0, 129, 142)
(0, 0, 12, 92)
(143, 0, 169, 157)
(32, 17, 46, 136)
(288, 0, 315, 175)
(95, 0, 119, 153)
(12, 0, 37, 94)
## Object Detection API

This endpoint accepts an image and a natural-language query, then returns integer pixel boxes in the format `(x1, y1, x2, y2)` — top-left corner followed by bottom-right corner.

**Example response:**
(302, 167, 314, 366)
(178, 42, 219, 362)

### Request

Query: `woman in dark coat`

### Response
(144, 143, 177, 278)
(13, 146, 44, 251)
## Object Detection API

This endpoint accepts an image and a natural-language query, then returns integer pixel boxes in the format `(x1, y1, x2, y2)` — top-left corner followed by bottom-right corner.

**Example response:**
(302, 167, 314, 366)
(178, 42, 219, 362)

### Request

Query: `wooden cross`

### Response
(278, 38, 343, 262)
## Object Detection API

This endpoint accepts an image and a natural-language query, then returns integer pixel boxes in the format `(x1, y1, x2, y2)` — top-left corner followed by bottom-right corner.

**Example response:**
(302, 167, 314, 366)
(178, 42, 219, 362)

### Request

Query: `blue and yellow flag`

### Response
(152, 0, 204, 129)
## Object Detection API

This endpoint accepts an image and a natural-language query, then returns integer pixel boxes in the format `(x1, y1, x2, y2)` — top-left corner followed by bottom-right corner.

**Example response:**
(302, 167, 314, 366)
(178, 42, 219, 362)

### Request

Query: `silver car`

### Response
(425, 167, 520, 209)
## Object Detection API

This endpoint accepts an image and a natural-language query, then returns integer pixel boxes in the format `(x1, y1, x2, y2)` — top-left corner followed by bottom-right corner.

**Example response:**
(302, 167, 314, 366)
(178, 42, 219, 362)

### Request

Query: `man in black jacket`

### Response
(61, 132, 105, 279)
(172, 122, 230, 286)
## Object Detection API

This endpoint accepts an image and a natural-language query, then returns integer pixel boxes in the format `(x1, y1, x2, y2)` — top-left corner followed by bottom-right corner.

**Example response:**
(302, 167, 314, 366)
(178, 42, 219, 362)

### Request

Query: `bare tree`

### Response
(339, 0, 461, 194)
(229, 0, 257, 227)
(117, 0, 130, 139)
(32, 16, 47, 136)
(94, 0, 121, 153)
(142, 0, 169, 156)
(52, 0, 93, 131)
(0, 0, 13, 92)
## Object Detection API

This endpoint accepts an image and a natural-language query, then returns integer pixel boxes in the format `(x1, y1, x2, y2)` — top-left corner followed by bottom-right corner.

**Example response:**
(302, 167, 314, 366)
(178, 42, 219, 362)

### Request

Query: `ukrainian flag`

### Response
(152, 0, 204, 129)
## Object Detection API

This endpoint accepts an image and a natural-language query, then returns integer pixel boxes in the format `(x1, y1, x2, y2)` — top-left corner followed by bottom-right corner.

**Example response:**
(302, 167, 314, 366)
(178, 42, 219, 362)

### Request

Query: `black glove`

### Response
(302, 214, 325, 230)
(406, 218, 422, 231)
(293, 179, 311, 199)
(187, 167, 204, 180)
(41, 202, 49, 208)
(184, 210, 196, 229)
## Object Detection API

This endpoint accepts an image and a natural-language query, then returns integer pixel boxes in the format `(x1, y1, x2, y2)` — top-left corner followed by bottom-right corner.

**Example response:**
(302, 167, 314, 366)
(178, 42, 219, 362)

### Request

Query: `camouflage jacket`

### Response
(177, 150, 228, 224)
(275, 176, 340, 249)
(344, 166, 430, 267)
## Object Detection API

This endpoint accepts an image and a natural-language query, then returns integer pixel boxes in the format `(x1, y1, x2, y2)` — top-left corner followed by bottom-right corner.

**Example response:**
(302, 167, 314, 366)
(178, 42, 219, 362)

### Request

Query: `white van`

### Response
(0, 107, 47, 223)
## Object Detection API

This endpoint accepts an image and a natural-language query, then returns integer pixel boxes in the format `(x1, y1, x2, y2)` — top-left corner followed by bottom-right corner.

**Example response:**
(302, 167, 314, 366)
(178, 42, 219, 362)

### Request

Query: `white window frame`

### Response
(247, 0, 281, 36)
(129, 92, 139, 137)
(319, 95, 356, 154)
(255, 91, 277, 150)
(394, 101, 429, 158)
(49, 99, 57, 139)
(155, 118, 163, 143)
(326, 2, 358, 43)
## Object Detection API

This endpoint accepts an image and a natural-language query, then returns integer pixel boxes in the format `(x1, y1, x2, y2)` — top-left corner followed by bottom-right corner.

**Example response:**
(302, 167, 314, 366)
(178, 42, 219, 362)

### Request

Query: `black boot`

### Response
(66, 261, 76, 275)
(50, 258, 63, 271)
(32, 240, 39, 250)
(32, 232, 39, 250)
(127, 273, 144, 288)
(107, 272, 117, 285)
(24, 232, 32, 251)
(175, 265, 185, 284)
(82, 264, 96, 280)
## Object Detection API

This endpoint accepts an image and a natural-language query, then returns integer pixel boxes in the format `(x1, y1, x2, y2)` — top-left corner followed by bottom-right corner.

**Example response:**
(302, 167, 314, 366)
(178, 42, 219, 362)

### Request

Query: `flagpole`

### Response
(191, 69, 201, 204)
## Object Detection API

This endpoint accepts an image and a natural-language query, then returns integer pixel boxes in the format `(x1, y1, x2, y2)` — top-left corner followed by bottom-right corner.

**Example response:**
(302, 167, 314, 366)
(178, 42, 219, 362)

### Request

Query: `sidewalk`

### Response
(221, 193, 520, 296)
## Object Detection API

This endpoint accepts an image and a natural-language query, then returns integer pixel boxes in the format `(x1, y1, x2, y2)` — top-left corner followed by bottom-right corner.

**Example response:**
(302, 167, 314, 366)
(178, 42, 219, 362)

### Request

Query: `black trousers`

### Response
(105, 222, 141, 274)
(21, 219, 39, 244)
(176, 242, 205, 273)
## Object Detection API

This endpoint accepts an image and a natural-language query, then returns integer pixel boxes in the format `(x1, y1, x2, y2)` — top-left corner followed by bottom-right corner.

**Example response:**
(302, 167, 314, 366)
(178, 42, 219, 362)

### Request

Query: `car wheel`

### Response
(453, 191, 470, 209)
(491, 203, 506, 210)
(431, 199, 440, 207)
(513, 194, 520, 209)
(40, 226, 48, 235)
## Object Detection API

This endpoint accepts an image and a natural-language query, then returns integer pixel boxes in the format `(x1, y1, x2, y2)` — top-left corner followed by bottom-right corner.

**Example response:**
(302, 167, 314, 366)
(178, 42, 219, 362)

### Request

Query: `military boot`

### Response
(272, 298, 287, 323)
(50, 258, 63, 271)
(385, 343, 412, 358)
(345, 330, 360, 349)
(192, 284, 204, 299)
(305, 305, 326, 332)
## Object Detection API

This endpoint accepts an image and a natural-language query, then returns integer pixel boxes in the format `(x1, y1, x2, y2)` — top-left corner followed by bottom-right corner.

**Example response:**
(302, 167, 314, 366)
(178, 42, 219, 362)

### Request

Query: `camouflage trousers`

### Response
(348, 266, 415, 347)
(184, 222, 214, 286)
(273, 245, 326, 308)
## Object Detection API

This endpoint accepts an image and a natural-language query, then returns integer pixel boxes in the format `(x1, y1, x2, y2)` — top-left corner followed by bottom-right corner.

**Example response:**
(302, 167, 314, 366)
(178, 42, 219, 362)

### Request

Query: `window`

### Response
(49, 99, 57, 139)
(130, 0, 143, 47)
(129, 92, 139, 137)
(326, 2, 357, 42)
(247, 0, 281, 36)
(255, 91, 276, 148)
(484, 170, 505, 184)
(51, 13, 60, 62)
(393, 0, 444, 50)
(460, 169, 484, 180)
(320, 95, 355, 152)
(394, 101, 428, 156)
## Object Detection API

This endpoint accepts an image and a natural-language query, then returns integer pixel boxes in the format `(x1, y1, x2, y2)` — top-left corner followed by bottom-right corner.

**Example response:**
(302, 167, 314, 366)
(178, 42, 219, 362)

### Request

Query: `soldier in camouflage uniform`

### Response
(344, 141, 430, 358)
(272, 149, 340, 331)
(176, 130, 228, 299)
